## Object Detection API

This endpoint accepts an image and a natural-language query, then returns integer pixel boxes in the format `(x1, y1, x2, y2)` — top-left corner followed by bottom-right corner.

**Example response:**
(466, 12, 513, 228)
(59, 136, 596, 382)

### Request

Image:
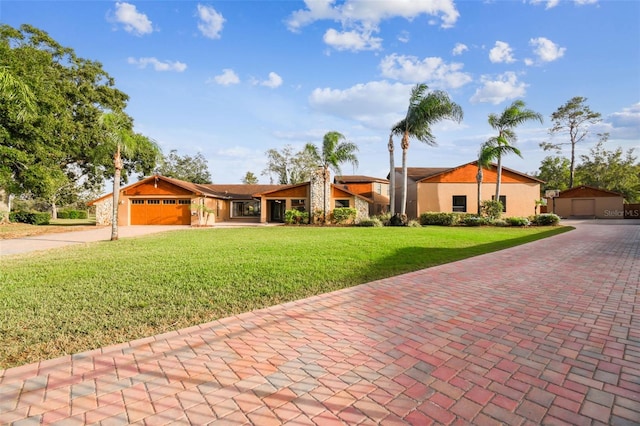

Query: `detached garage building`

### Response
(550, 186, 625, 219)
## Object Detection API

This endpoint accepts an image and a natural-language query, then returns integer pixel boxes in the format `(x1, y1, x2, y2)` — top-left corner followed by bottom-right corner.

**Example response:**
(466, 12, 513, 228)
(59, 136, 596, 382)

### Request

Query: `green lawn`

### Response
(0, 225, 571, 369)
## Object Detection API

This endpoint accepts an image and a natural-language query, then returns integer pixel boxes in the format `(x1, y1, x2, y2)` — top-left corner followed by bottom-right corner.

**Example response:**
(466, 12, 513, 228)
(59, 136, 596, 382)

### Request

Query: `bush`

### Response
(462, 216, 488, 227)
(332, 207, 357, 224)
(419, 212, 461, 226)
(407, 219, 422, 227)
(506, 217, 530, 227)
(375, 212, 392, 226)
(481, 200, 504, 220)
(10, 211, 51, 225)
(530, 213, 560, 226)
(492, 219, 508, 227)
(356, 218, 383, 227)
(284, 209, 309, 225)
(388, 213, 408, 226)
(57, 209, 88, 219)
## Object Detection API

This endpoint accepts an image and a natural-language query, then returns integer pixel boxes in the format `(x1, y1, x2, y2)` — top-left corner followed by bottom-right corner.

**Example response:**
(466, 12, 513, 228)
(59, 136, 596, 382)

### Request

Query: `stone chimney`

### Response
(310, 167, 331, 222)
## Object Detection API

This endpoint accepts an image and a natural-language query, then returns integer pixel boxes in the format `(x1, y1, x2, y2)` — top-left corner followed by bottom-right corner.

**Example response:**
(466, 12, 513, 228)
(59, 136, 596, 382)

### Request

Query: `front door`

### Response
(269, 200, 286, 222)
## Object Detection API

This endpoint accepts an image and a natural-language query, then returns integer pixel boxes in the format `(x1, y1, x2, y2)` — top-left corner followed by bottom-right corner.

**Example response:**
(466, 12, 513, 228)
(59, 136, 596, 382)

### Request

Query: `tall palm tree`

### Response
(304, 131, 358, 223)
(392, 84, 463, 217)
(476, 142, 498, 215)
(100, 112, 160, 240)
(387, 133, 395, 215)
(487, 100, 543, 202)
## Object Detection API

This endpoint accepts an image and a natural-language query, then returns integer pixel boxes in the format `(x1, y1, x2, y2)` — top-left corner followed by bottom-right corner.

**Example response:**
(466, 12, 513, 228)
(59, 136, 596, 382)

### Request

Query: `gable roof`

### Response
(390, 167, 451, 181)
(402, 161, 543, 184)
(204, 184, 287, 200)
(334, 175, 389, 184)
(558, 185, 623, 198)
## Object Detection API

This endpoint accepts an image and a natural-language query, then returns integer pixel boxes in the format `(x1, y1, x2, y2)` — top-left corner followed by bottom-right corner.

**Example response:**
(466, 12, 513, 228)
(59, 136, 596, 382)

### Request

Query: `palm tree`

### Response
(100, 112, 160, 240)
(487, 100, 543, 202)
(476, 142, 498, 215)
(392, 84, 463, 217)
(304, 131, 358, 223)
(387, 133, 395, 215)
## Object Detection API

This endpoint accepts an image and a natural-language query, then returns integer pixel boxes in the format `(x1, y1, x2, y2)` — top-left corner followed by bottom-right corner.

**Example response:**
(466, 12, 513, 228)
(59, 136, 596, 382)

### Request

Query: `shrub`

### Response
(419, 212, 461, 226)
(388, 213, 408, 226)
(375, 212, 392, 226)
(284, 209, 309, 225)
(462, 216, 487, 227)
(506, 217, 530, 227)
(57, 210, 69, 219)
(492, 219, 508, 227)
(10, 211, 51, 225)
(332, 207, 357, 224)
(481, 200, 503, 220)
(530, 213, 560, 226)
(356, 218, 383, 227)
(407, 219, 422, 227)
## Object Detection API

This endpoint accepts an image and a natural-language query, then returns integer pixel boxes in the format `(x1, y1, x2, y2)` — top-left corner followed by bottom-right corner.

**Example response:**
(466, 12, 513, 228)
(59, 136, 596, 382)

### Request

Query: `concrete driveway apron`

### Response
(0, 220, 638, 424)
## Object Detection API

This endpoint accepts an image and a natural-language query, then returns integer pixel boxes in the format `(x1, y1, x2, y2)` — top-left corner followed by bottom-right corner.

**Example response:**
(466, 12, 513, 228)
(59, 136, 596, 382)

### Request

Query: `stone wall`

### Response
(95, 198, 112, 225)
(310, 168, 331, 222)
(355, 197, 370, 222)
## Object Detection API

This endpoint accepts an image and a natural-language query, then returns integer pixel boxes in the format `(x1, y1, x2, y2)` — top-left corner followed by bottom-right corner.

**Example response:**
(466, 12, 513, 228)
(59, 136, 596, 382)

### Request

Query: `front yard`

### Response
(0, 225, 571, 368)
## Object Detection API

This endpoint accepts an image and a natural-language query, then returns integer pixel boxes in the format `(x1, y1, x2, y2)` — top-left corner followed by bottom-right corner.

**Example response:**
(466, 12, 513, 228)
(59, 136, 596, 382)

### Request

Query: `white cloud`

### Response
(323, 28, 382, 51)
(379, 54, 472, 89)
(452, 43, 468, 56)
(489, 41, 515, 63)
(287, 0, 459, 51)
(574, 0, 598, 5)
(261, 72, 283, 88)
(603, 103, 640, 139)
(210, 69, 239, 85)
(470, 72, 527, 104)
(397, 31, 410, 43)
(528, 37, 566, 63)
(529, 0, 560, 9)
(113, 2, 153, 35)
(197, 4, 225, 39)
(127, 57, 187, 72)
(309, 80, 416, 129)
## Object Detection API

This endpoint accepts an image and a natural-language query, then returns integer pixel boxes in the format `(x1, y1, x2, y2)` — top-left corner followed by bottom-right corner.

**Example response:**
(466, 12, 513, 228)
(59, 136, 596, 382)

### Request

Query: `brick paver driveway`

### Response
(1, 220, 638, 424)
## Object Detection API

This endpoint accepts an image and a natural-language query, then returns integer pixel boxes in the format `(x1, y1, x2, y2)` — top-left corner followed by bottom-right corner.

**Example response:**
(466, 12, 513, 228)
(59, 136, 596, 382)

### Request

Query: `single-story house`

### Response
(392, 161, 543, 219)
(88, 169, 371, 226)
(546, 185, 625, 219)
(334, 175, 390, 217)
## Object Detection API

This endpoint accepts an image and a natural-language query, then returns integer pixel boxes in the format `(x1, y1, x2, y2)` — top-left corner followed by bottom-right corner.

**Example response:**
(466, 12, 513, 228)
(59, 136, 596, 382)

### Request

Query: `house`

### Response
(392, 161, 543, 219)
(547, 185, 625, 219)
(88, 169, 371, 226)
(333, 175, 390, 216)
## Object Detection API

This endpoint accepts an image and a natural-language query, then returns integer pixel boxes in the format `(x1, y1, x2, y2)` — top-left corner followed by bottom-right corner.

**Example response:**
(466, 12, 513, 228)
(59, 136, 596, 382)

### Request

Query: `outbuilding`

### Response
(549, 185, 625, 219)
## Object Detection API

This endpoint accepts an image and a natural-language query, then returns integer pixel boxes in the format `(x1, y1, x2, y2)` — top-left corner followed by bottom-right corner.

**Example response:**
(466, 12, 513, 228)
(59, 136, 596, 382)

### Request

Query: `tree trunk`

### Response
(400, 132, 409, 217)
(51, 201, 58, 220)
(111, 144, 122, 241)
(476, 166, 483, 215)
(388, 134, 395, 216)
(495, 155, 503, 202)
(569, 144, 575, 188)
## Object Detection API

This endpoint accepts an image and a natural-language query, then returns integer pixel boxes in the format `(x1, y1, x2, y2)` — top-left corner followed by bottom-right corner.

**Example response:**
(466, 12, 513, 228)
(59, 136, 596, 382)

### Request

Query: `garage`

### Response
(131, 199, 191, 225)
(571, 198, 595, 217)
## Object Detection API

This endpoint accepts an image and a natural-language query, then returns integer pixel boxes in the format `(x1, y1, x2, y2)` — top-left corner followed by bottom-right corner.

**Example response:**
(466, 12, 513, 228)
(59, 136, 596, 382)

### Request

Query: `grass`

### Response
(0, 225, 572, 369)
(0, 218, 98, 239)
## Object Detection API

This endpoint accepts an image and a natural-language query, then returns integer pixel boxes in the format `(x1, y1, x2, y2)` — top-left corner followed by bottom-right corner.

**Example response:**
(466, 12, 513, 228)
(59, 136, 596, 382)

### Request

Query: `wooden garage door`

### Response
(571, 199, 595, 217)
(131, 199, 191, 225)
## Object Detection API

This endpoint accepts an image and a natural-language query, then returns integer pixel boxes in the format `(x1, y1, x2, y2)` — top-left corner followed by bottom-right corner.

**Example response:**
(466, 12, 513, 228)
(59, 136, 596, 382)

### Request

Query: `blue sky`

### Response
(2, 0, 639, 184)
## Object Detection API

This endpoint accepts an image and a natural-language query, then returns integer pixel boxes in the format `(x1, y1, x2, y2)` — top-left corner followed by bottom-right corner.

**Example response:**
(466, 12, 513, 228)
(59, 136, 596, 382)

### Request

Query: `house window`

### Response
(178, 199, 191, 205)
(147, 199, 160, 205)
(375, 182, 382, 194)
(452, 196, 467, 212)
(491, 195, 507, 212)
(335, 199, 350, 208)
(232, 201, 261, 217)
(131, 199, 144, 205)
(291, 199, 306, 212)
(163, 199, 176, 205)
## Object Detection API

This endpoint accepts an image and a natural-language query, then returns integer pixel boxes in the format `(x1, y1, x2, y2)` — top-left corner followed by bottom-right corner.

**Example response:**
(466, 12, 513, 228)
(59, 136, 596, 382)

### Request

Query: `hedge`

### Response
(10, 211, 51, 225)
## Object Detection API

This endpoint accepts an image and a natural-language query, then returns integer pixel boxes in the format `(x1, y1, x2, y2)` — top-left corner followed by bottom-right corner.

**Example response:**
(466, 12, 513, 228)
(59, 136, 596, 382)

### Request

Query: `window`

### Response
(452, 196, 467, 212)
(491, 195, 507, 212)
(335, 199, 350, 208)
(178, 199, 191, 205)
(131, 199, 144, 205)
(375, 182, 382, 194)
(291, 199, 306, 212)
(163, 199, 176, 205)
(147, 199, 160, 205)
(232, 201, 261, 217)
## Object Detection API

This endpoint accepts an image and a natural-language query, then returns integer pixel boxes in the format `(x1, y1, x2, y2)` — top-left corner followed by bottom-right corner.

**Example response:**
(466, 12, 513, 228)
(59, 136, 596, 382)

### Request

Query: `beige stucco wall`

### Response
(417, 182, 540, 218)
(552, 197, 624, 219)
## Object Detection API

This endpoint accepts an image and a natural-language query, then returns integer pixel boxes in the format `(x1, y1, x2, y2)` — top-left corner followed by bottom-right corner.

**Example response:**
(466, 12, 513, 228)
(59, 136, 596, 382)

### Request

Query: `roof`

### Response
(396, 161, 543, 184)
(558, 185, 624, 198)
(204, 184, 287, 200)
(334, 175, 389, 184)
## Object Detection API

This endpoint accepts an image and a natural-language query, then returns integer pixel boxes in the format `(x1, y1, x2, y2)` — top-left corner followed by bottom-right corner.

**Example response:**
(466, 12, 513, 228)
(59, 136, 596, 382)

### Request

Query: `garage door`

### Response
(131, 199, 191, 225)
(571, 199, 595, 217)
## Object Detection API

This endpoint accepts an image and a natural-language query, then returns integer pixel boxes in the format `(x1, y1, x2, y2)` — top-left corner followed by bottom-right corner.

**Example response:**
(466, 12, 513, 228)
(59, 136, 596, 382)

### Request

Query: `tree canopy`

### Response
(156, 149, 212, 184)
(262, 145, 316, 185)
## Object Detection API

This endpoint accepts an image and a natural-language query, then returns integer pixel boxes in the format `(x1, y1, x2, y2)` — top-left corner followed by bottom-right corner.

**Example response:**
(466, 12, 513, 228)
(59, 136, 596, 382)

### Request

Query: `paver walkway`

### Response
(1, 221, 638, 425)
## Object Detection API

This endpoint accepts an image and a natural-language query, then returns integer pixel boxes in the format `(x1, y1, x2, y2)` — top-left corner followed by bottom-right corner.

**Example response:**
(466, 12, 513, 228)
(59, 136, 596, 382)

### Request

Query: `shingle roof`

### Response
(334, 175, 389, 184)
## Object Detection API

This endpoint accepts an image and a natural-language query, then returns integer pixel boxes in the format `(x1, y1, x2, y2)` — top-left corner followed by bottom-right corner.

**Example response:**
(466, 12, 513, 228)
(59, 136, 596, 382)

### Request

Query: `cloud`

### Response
(127, 57, 187, 72)
(397, 31, 410, 43)
(489, 41, 515, 63)
(529, 0, 560, 9)
(527, 37, 566, 64)
(261, 72, 283, 88)
(452, 43, 468, 56)
(379, 54, 472, 89)
(309, 80, 418, 129)
(323, 28, 382, 51)
(210, 68, 239, 85)
(603, 103, 640, 139)
(470, 72, 527, 104)
(113, 2, 153, 35)
(197, 4, 225, 39)
(286, 0, 460, 51)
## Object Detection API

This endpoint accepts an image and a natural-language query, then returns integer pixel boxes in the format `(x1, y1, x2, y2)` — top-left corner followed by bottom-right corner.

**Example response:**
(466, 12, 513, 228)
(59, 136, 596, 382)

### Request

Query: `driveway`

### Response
(0, 220, 638, 424)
